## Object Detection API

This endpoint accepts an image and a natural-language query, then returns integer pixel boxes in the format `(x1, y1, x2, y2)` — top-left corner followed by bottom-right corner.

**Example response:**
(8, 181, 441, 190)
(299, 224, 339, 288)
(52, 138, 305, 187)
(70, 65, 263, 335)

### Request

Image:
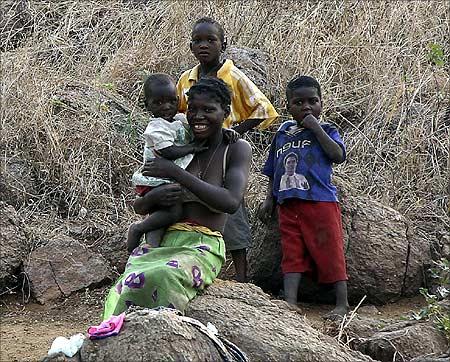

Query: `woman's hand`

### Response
(133, 183, 182, 214)
(148, 184, 182, 207)
(142, 158, 181, 179)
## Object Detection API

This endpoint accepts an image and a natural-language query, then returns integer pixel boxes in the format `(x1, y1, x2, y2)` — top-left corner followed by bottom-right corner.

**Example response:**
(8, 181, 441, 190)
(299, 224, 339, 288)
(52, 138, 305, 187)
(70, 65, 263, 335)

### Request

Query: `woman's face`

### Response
(285, 156, 297, 176)
(187, 93, 227, 140)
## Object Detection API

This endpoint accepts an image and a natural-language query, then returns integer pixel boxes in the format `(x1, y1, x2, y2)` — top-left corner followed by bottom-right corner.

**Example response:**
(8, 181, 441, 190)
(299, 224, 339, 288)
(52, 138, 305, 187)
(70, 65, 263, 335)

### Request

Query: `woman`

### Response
(103, 77, 251, 319)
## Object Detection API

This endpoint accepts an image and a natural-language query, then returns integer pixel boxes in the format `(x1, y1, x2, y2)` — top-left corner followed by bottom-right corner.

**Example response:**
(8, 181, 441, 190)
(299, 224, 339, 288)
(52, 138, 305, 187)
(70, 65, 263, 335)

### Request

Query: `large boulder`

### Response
(24, 238, 112, 303)
(80, 281, 372, 362)
(80, 308, 226, 362)
(186, 280, 374, 361)
(0, 202, 29, 290)
(223, 45, 271, 95)
(355, 321, 448, 362)
(248, 176, 431, 304)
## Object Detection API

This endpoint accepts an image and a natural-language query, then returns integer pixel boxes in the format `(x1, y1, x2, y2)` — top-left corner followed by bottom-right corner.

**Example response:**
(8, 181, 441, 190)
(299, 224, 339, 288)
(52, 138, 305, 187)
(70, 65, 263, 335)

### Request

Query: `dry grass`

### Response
(1, 0, 449, 233)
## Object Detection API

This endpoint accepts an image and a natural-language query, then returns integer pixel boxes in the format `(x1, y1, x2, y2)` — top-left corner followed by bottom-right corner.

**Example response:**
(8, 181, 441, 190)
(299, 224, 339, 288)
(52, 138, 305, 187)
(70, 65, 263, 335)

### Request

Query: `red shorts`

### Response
(135, 185, 152, 197)
(278, 199, 348, 284)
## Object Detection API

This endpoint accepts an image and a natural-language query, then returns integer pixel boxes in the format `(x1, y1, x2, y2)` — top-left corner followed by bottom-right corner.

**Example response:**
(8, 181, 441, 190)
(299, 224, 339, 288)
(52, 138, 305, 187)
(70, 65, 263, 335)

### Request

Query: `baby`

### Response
(127, 73, 207, 252)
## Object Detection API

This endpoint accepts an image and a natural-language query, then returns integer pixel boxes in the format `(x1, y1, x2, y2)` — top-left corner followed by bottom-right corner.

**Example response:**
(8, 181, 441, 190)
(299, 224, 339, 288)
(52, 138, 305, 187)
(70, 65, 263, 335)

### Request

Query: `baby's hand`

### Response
(190, 140, 208, 154)
(193, 145, 208, 153)
(301, 114, 320, 131)
(222, 128, 240, 144)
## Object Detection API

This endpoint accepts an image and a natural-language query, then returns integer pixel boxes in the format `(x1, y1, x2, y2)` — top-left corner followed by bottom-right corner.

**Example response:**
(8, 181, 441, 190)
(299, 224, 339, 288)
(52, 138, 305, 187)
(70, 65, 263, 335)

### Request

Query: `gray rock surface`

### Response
(24, 238, 111, 303)
(356, 321, 448, 362)
(0, 202, 29, 290)
(223, 45, 271, 95)
(0, 157, 37, 208)
(186, 280, 374, 361)
(248, 175, 431, 304)
(80, 308, 225, 362)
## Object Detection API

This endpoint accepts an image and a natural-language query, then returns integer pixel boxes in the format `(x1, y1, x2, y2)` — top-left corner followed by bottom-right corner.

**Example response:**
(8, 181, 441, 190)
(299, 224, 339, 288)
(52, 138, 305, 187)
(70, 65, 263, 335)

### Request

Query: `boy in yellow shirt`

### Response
(177, 17, 279, 282)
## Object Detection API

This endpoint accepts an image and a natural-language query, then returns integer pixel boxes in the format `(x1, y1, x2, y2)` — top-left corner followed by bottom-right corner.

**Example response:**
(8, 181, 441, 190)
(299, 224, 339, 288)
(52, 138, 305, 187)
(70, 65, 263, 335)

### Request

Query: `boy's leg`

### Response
(278, 200, 310, 305)
(128, 203, 183, 252)
(323, 281, 349, 320)
(284, 272, 302, 305)
(223, 202, 251, 282)
(297, 201, 349, 319)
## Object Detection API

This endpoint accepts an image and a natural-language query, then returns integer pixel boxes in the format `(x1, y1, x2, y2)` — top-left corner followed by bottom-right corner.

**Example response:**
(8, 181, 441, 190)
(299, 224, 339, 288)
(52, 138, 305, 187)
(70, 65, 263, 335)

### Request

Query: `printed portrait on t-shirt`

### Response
(279, 153, 310, 191)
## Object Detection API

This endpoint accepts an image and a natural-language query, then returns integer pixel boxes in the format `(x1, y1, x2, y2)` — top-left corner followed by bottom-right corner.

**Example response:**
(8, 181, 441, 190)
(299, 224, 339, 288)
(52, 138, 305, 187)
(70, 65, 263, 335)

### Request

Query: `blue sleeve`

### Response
(262, 135, 277, 177)
(324, 124, 347, 161)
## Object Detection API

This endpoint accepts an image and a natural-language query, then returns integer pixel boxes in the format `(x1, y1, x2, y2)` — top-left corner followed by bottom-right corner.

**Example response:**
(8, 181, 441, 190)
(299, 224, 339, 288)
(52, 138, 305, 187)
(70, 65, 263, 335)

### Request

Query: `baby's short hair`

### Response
(143, 73, 175, 100)
(193, 17, 225, 43)
(284, 152, 298, 165)
(286, 75, 322, 100)
(187, 77, 231, 110)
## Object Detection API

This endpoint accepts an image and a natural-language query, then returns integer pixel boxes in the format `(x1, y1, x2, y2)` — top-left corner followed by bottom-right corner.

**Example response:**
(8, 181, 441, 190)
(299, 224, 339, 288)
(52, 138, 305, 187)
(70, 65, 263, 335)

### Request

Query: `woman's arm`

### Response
(143, 140, 252, 214)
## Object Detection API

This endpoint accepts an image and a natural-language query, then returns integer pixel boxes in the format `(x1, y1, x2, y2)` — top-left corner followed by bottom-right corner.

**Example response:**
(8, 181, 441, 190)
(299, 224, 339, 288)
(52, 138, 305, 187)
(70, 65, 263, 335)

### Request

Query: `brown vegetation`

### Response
(1, 0, 449, 238)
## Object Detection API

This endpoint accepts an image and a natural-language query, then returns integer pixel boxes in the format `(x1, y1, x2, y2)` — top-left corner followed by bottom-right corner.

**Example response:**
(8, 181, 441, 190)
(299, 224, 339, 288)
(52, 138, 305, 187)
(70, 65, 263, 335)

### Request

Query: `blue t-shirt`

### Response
(262, 120, 346, 203)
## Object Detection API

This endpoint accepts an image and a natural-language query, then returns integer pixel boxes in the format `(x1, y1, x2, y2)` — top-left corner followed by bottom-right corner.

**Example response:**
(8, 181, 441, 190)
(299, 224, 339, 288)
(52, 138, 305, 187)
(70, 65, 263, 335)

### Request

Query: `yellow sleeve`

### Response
(176, 71, 189, 114)
(235, 71, 279, 130)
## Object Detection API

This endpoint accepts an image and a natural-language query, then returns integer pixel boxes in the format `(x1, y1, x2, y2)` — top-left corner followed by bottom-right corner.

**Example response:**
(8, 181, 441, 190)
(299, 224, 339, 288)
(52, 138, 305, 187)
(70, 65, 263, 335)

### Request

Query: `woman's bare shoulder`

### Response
(228, 139, 252, 163)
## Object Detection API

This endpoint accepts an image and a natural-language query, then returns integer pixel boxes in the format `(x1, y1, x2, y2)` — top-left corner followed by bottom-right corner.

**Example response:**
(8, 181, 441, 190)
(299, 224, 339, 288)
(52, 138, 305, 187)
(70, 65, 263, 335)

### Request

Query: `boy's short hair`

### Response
(286, 75, 322, 100)
(193, 17, 225, 43)
(284, 152, 298, 165)
(187, 77, 231, 110)
(143, 73, 175, 101)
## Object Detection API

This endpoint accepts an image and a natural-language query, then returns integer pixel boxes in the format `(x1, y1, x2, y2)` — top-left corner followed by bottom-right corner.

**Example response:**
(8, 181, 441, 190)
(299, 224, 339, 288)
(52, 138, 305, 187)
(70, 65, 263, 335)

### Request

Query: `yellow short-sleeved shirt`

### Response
(177, 59, 279, 130)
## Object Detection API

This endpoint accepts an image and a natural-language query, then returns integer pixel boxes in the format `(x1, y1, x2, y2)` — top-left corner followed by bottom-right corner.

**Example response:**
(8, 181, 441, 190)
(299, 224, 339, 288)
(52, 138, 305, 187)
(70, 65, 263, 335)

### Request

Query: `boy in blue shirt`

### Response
(258, 75, 349, 319)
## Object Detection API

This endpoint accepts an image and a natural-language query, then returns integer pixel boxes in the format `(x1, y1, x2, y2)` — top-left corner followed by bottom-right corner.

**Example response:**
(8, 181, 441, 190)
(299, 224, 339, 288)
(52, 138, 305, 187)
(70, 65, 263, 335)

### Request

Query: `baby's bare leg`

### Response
(128, 202, 183, 252)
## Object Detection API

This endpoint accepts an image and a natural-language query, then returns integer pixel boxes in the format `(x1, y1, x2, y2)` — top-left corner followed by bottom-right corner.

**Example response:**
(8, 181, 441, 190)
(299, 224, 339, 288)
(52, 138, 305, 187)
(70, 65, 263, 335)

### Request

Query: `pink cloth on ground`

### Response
(88, 312, 125, 340)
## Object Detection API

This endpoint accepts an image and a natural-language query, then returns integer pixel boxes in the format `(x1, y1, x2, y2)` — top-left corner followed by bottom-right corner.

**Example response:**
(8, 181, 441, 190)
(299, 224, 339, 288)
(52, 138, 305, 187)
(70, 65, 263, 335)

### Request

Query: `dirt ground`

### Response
(0, 284, 427, 362)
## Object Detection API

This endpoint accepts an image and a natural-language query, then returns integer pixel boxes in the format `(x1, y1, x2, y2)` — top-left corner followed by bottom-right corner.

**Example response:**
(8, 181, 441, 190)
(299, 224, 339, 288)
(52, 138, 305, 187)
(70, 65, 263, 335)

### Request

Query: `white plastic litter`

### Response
(207, 322, 218, 335)
(47, 333, 86, 357)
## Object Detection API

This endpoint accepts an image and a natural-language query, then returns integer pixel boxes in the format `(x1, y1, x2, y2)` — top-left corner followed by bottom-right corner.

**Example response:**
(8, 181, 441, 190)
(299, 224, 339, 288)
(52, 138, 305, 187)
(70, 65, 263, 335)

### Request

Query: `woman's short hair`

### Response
(187, 77, 231, 110)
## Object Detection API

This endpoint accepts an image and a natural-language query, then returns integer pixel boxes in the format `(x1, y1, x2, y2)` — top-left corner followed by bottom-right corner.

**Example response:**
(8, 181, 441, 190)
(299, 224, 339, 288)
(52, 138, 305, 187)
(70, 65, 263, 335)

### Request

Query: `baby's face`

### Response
(145, 84, 178, 121)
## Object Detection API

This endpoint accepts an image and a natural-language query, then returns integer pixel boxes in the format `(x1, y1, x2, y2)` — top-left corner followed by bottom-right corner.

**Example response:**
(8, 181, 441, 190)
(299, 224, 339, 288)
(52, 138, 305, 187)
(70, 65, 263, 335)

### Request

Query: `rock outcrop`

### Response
(80, 308, 225, 362)
(0, 202, 29, 290)
(79, 281, 373, 362)
(24, 238, 111, 303)
(355, 321, 448, 362)
(224, 45, 271, 95)
(186, 280, 374, 361)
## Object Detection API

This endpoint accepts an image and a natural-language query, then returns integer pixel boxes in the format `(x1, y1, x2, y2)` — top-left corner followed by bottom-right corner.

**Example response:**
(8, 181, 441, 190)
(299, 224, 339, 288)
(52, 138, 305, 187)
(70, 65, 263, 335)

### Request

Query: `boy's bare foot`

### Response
(323, 305, 349, 321)
(127, 222, 144, 252)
